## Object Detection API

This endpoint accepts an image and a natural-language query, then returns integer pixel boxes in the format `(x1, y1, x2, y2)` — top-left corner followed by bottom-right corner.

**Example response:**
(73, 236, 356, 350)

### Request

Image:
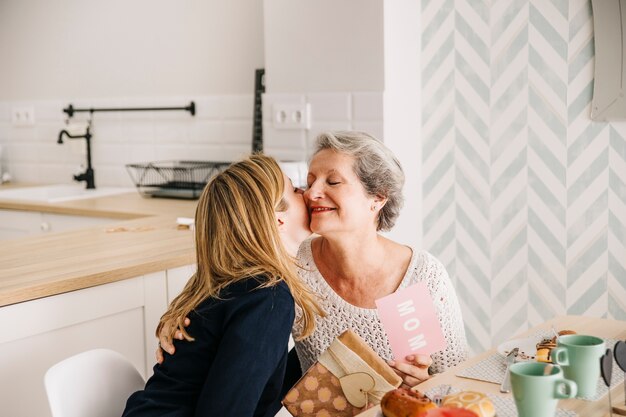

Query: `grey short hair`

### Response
(313, 131, 404, 231)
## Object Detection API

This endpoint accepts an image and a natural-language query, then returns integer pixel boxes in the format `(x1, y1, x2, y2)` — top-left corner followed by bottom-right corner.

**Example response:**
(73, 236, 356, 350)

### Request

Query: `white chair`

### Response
(44, 349, 145, 417)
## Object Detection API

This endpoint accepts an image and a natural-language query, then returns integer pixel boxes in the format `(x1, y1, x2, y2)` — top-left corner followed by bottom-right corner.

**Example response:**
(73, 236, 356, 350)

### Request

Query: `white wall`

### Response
(382, 0, 422, 248)
(263, 0, 384, 93)
(0, 96, 256, 186)
(0, 0, 264, 99)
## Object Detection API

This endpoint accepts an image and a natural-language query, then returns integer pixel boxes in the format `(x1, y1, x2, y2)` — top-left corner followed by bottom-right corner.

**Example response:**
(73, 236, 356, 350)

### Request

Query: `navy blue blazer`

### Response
(122, 276, 295, 417)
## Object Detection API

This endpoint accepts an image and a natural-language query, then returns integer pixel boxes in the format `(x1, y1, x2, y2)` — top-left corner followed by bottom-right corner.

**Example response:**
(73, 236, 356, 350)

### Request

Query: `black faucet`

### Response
(57, 125, 95, 189)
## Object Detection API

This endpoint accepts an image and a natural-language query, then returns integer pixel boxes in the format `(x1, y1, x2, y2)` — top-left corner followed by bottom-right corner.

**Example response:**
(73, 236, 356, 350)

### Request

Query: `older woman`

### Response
(159, 131, 468, 389)
(291, 131, 467, 387)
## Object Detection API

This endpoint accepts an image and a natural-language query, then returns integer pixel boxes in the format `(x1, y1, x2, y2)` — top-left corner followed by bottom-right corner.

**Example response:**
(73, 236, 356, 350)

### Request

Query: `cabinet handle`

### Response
(40, 222, 50, 232)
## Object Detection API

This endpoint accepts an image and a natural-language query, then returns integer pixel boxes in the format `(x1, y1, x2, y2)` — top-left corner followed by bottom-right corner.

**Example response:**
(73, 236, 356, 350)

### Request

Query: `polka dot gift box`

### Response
(282, 330, 402, 417)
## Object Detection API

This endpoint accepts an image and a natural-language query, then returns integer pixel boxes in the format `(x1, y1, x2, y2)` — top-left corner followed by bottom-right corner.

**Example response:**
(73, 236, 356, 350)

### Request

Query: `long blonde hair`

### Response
(157, 154, 322, 341)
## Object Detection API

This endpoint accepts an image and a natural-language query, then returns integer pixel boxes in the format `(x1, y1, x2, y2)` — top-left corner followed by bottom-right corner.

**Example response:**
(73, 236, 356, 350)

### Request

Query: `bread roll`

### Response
(442, 391, 495, 417)
(420, 408, 479, 417)
(551, 329, 576, 343)
(380, 388, 437, 417)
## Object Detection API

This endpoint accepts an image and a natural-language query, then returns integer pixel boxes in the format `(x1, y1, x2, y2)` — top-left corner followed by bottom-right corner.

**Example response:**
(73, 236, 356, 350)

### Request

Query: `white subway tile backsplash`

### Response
(146, 96, 197, 121)
(92, 143, 130, 165)
(33, 100, 66, 122)
(263, 122, 306, 149)
(115, 112, 156, 124)
(0, 123, 9, 142)
(120, 121, 156, 144)
(192, 96, 225, 120)
(351, 121, 384, 141)
(154, 145, 195, 161)
(8, 127, 37, 143)
(218, 95, 254, 119)
(191, 144, 250, 162)
(36, 163, 79, 184)
(153, 120, 191, 145)
(154, 144, 247, 162)
(37, 143, 73, 164)
(222, 120, 253, 145)
(2, 93, 382, 186)
(90, 111, 124, 125)
(148, 110, 195, 122)
(306, 93, 351, 122)
(0, 103, 11, 123)
(91, 123, 125, 143)
(190, 120, 223, 143)
(96, 165, 136, 187)
(127, 144, 157, 164)
(5, 143, 40, 163)
(352, 92, 383, 121)
(7, 163, 40, 183)
(36, 123, 66, 144)
(264, 148, 307, 162)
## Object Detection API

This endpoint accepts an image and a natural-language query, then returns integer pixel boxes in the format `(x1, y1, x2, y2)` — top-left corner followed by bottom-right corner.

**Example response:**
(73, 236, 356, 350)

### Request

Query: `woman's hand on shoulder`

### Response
(387, 354, 432, 389)
(155, 317, 191, 364)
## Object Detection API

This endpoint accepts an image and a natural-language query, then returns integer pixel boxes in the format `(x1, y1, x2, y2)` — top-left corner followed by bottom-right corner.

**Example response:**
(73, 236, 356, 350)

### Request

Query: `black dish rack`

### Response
(126, 161, 230, 199)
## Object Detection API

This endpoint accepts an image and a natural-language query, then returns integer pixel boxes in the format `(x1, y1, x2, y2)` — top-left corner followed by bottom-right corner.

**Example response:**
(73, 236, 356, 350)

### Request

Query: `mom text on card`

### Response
(397, 299, 427, 351)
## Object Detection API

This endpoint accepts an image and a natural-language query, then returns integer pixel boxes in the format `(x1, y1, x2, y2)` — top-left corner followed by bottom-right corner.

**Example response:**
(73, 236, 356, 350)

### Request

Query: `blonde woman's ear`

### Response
(276, 212, 285, 227)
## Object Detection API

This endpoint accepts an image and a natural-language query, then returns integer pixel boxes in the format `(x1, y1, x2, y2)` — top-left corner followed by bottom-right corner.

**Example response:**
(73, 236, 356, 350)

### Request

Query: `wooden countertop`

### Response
(0, 187, 198, 307)
(0, 183, 198, 218)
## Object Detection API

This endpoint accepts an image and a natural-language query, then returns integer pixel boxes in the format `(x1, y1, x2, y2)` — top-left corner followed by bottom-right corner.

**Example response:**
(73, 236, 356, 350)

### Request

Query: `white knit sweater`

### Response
(293, 238, 469, 374)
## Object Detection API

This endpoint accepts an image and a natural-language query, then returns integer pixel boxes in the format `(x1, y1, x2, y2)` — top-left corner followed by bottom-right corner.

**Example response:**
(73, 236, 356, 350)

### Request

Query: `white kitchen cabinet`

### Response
(0, 265, 194, 417)
(0, 209, 41, 238)
(41, 211, 115, 233)
(0, 209, 116, 240)
(165, 264, 196, 303)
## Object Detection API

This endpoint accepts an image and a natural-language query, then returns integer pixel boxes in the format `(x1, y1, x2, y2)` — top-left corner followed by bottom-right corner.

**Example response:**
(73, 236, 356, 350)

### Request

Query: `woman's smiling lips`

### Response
(310, 206, 336, 214)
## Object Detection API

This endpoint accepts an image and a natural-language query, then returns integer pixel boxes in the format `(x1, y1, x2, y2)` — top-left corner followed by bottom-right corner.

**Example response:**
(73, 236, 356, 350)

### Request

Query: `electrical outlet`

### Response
(11, 106, 35, 126)
(272, 103, 311, 130)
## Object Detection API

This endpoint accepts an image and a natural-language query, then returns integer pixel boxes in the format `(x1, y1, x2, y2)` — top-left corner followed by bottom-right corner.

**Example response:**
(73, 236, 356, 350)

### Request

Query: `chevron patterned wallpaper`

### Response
(420, 0, 626, 353)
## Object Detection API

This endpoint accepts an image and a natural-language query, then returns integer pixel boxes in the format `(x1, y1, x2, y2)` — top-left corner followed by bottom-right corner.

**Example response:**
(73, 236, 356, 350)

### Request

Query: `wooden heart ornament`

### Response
(601, 349, 613, 387)
(614, 340, 626, 372)
(339, 372, 376, 408)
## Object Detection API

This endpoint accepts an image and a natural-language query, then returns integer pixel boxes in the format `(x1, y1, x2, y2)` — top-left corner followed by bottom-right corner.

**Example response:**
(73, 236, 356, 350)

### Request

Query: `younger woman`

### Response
(122, 154, 322, 417)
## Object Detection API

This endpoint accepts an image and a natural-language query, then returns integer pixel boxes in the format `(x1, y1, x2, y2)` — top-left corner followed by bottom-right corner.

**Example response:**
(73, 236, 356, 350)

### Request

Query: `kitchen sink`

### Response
(0, 184, 134, 203)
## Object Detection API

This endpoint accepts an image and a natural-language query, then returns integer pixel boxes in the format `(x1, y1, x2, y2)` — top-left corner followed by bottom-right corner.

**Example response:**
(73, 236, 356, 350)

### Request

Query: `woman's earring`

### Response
(371, 205, 377, 211)
(278, 219, 284, 226)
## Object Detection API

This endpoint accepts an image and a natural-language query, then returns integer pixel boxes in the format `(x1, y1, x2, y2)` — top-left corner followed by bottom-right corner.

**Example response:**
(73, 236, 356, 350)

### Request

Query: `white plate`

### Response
(497, 337, 538, 361)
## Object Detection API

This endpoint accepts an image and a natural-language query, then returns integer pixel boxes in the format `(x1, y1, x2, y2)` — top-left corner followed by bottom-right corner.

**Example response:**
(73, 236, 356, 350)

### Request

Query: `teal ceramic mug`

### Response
(510, 362, 577, 417)
(551, 334, 605, 398)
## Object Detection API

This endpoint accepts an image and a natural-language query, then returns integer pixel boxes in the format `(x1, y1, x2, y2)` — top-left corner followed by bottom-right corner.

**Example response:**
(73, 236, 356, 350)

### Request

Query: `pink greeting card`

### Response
(375, 282, 446, 361)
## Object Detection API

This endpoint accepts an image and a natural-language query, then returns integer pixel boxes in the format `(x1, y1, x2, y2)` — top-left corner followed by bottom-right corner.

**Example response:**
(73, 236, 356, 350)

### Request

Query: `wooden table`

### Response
(359, 316, 626, 417)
